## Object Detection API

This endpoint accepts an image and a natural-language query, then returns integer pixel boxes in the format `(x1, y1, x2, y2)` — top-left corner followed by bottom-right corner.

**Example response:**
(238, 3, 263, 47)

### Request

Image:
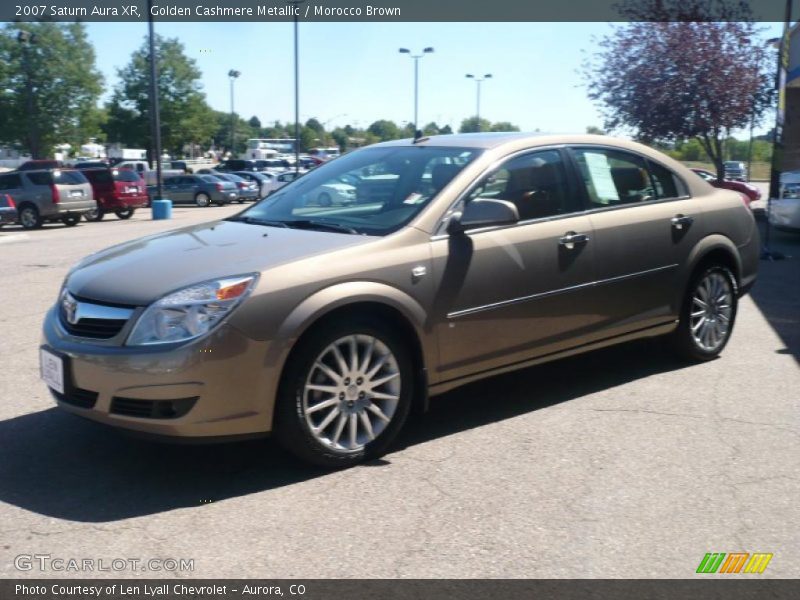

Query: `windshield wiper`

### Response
(230, 216, 289, 228)
(282, 219, 361, 235)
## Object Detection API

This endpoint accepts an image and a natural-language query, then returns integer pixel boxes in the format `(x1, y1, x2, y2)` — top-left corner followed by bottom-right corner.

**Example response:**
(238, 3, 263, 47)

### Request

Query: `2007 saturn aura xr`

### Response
(41, 134, 759, 466)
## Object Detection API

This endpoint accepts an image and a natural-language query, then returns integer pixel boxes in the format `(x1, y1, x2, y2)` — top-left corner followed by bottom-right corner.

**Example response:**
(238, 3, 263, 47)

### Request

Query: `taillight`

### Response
(215, 183, 223, 192)
(237, 182, 246, 189)
(50, 184, 59, 204)
(3, 194, 15, 208)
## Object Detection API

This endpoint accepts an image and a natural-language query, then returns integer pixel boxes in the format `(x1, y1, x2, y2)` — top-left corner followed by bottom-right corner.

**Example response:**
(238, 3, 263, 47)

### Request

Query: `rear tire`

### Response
(275, 318, 414, 468)
(670, 265, 738, 362)
(84, 208, 104, 222)
(62, 215, 81, 227)
(115, 209, 135, 220)
(18, 205, 42, 230)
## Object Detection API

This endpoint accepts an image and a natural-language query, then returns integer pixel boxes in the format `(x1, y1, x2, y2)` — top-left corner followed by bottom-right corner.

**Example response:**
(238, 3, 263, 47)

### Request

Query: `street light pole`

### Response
(288, 0, 306, 174)
(17, 30, 38, 158)
(146, 0, 163, 203)
(228, 69, 240, 157)
(399, 47, 434, 133)
(465, 73, 492, 129)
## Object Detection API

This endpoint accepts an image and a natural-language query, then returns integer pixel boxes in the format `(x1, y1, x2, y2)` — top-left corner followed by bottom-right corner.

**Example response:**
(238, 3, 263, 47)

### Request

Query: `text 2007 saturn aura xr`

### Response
(41, 134, 758, 466)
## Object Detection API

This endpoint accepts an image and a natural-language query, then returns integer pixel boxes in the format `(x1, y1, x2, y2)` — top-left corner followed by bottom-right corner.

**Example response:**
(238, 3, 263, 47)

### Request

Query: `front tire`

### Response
(275, 318, 414, 468)
(671, 265, 737, 361)
(195, 193, 211, 207)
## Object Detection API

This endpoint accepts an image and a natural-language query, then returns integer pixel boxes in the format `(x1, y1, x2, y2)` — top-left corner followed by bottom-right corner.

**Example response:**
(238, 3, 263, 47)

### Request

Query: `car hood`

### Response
(66, 220, 375, 306)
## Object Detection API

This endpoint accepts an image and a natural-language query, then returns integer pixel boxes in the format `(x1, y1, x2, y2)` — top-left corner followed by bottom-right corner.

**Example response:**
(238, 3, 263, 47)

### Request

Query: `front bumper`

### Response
(42, 306, 279, 439)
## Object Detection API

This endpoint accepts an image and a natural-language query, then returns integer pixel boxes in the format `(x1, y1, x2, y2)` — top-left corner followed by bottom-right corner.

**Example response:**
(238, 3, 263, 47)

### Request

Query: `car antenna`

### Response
(413, 130, 429, 144)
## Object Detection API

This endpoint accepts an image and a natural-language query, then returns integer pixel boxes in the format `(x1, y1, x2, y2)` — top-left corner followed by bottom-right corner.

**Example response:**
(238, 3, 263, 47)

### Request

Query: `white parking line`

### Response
(0, 233, 30, 245)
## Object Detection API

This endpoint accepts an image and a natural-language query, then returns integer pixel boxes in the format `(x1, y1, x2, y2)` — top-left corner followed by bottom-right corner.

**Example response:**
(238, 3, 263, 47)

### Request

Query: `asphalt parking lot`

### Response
(0, 204, 798, 578)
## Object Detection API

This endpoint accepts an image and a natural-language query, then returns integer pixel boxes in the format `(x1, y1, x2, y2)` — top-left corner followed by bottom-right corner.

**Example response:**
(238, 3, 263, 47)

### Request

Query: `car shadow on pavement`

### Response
(749, 221, 800, 362)
(0, 338, 691, 523)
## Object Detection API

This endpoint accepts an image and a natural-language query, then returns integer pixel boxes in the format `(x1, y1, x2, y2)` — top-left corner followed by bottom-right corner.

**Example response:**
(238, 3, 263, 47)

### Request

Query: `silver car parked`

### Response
(161, 175, 239, 207)
(0, 169, 96, 229)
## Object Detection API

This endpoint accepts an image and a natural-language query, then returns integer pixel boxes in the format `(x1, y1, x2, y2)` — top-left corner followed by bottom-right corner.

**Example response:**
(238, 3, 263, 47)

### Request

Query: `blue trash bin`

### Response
(151, 199, 173, 220)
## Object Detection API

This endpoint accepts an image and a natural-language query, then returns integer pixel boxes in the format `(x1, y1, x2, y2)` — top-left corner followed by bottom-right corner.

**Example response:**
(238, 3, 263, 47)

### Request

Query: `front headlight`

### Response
(126, 274, 259, 346)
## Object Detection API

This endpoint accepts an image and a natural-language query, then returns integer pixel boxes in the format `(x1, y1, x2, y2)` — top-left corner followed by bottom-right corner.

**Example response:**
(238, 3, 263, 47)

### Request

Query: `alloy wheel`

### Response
(302, 334, 401, 453)
(690, 271, 733, 352)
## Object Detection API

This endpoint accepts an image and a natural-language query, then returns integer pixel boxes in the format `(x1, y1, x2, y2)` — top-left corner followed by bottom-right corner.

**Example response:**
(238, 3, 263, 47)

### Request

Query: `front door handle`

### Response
(559, 231, 590, 249)
(671, 214, 694, 230)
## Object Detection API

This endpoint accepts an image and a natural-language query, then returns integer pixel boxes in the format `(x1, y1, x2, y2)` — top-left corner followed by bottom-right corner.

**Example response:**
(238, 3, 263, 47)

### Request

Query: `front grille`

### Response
(110, 397, 198, 420)
(60, 316, 129, 339)
(52, 387, 98, 409)
(59, 294, 134, 340)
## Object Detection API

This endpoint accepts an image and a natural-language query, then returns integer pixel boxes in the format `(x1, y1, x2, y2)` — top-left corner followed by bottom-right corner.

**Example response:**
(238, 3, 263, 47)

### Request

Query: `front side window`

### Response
(234, 145, 481, 236)
(0, 174, 23, 190)
(465, 149, 577, 221)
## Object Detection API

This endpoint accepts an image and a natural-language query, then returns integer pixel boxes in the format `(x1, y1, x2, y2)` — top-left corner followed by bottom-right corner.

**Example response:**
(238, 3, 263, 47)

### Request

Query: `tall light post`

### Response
(398, 47, 434, 133)
(146, 0, 164, 204)
(17, 30, 38, 158)
(465, 73, 492, 129)
(288, 0, 306, 174)
(228, 69, 240, 157)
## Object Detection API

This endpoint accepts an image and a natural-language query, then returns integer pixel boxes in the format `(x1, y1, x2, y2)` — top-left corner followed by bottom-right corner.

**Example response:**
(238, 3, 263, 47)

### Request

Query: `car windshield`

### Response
(232, 145, 481, 235)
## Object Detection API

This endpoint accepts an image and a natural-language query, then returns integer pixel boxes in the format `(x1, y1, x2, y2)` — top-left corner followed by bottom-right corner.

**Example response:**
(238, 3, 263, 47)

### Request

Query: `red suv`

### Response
(78, 167, 149, 221)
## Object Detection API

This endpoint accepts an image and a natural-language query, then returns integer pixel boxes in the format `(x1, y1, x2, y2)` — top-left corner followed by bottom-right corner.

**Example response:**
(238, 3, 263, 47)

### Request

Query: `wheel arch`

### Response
(686, 234, 742, 285)
(271, 283, 434, 425)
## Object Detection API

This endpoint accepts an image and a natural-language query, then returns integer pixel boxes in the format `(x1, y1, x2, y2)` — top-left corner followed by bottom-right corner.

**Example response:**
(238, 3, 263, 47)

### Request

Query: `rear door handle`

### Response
(559, 231, 590, 249)
(671, 214, 694, 230)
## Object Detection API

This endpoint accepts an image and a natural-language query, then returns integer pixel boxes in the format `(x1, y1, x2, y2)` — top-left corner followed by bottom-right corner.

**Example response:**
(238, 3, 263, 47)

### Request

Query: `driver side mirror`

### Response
(447, 198, 519, 234)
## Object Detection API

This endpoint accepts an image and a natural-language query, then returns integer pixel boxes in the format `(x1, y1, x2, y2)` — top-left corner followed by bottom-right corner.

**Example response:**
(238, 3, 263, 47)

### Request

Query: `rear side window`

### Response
(571, 147, 683, 207)
(0, 174, 23, 190)
(53, 170, 88, 185)
(26, 172, 53, 186)
(83, 170, 113, 184)
(113, 169, 140, 183)
(200, 175, 218, 183)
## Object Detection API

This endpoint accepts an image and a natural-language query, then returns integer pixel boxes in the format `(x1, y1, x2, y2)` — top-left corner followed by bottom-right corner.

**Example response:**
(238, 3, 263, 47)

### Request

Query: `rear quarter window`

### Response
(26, 172, 53, 186)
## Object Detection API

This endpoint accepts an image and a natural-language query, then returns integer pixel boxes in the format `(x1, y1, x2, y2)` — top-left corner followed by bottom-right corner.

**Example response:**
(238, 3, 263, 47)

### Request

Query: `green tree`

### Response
(586, 125, 605, 135)
(105, 34, 216, 159)
(0, 23, 104, 158)
(247, 115, 261, 129)
(491, 121, 520, 132)
(367, 120, 400, 141)
(459, 117, 492, 133)
(585, 2, 774, 180)
(440, 124, 453, 135)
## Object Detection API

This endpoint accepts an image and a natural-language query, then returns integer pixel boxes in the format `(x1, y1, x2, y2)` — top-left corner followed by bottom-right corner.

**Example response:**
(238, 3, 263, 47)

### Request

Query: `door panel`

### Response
(569, 146, 706, 336)
(431, 214, 597, 381)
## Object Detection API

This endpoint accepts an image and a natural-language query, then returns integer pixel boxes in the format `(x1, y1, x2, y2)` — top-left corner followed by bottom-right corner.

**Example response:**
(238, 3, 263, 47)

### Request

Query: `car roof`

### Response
(371, 132, 659, 151)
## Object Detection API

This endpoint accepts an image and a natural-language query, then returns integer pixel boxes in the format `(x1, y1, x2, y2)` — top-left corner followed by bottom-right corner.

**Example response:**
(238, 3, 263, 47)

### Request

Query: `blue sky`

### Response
(85, 21, 784, 135)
